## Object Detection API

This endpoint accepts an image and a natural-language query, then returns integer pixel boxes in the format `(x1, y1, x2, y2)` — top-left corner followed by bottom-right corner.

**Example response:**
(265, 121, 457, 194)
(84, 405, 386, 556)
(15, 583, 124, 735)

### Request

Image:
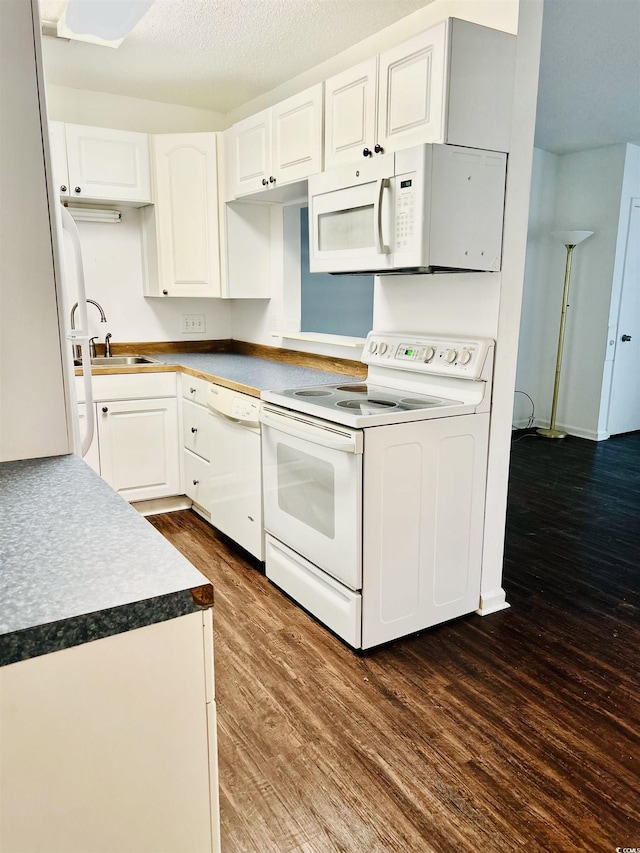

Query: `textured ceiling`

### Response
(535, 0, 640, 154)
(39, 0, 433, 114)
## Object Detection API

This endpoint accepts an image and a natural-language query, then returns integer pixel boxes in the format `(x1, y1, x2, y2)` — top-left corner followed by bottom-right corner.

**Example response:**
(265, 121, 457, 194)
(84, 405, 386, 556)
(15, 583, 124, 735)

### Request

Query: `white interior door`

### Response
(608, 199, 640, 436)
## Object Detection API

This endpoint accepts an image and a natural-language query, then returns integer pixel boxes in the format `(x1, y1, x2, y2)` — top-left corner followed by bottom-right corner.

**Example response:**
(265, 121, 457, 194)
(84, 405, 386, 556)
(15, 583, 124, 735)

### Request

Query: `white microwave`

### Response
(308, 143, 507, 275)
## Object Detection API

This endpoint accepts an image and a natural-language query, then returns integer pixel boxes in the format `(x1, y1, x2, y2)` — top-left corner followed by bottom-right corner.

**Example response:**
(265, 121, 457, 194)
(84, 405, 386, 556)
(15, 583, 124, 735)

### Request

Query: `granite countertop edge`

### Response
(0, 454, 213, 666)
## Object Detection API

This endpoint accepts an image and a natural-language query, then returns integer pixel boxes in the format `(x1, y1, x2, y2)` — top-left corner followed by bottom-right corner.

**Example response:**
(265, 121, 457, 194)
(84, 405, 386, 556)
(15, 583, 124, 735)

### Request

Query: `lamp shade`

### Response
(551, 230, 594, 247)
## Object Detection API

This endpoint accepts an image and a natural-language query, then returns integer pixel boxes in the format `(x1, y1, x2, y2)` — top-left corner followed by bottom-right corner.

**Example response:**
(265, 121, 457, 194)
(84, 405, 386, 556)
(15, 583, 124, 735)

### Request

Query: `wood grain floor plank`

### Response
(148, 430, 640, 852)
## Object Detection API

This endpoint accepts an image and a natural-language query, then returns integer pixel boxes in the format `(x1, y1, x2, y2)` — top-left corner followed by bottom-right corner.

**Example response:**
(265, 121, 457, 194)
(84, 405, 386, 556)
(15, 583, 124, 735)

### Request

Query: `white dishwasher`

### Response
(206, 384, 263, 561)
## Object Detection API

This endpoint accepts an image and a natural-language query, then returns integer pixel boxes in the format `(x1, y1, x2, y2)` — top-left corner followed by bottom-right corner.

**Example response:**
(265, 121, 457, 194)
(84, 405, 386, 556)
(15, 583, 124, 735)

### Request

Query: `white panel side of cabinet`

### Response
(445, 18, 516, 153)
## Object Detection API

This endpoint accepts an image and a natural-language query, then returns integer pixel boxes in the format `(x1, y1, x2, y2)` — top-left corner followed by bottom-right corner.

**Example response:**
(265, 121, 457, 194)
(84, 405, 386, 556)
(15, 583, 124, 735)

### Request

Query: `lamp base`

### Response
(536, 427, 567, 439)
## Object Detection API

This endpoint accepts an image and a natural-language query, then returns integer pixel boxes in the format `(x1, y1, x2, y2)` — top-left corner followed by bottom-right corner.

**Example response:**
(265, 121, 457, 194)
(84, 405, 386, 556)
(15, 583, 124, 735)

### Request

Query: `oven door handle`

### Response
(260, 409, 362, 453)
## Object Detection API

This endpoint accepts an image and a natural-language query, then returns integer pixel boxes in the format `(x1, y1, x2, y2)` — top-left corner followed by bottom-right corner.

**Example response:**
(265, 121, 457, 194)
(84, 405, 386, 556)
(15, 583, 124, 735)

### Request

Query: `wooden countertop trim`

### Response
(94, 338, 368, 378)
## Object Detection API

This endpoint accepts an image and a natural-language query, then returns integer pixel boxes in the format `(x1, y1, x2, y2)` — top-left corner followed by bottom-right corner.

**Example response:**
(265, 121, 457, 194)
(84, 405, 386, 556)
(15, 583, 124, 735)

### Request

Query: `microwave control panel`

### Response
(394, 177, 416, 250)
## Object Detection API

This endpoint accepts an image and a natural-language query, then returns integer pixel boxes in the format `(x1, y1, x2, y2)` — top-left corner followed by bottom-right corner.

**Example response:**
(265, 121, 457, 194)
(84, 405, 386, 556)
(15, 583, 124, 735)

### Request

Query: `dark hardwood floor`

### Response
(148, 430, 640, 853)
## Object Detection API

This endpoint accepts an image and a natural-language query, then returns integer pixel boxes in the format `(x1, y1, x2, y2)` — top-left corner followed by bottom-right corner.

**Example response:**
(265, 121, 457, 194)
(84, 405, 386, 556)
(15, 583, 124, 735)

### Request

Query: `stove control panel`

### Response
(363, 332, 494, 379)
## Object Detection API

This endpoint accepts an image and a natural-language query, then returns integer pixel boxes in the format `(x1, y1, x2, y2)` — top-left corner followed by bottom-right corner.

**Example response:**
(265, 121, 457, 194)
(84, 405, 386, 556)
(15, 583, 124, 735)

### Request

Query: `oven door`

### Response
(260, 405, 363, 590)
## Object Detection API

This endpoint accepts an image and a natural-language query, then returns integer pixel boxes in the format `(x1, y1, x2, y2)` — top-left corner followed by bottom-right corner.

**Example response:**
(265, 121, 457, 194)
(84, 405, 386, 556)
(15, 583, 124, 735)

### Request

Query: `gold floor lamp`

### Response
(537, 229, 594, 439)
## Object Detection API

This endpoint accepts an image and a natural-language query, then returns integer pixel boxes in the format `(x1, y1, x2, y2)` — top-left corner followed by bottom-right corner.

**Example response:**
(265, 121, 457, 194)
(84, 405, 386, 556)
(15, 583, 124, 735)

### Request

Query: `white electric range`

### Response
(260, 331, 494, 650)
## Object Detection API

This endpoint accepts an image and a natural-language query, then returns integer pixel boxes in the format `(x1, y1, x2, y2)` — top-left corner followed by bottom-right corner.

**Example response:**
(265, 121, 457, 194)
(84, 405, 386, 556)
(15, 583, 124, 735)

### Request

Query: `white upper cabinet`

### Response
(323, 57, 378, 171)
(143, 133, 221, 298)
(63, 124, 152, 204)
(377, 23, 448, 153)
(226, 108, 272, 197)
(226, 84, 323, 200)
(271, 85, 324, 185)
(324, 18, 515, 170)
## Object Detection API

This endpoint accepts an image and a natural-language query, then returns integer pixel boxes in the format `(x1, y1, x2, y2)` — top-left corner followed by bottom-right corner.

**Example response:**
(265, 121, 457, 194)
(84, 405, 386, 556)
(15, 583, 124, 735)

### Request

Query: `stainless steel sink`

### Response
(74, 356, 158, 367)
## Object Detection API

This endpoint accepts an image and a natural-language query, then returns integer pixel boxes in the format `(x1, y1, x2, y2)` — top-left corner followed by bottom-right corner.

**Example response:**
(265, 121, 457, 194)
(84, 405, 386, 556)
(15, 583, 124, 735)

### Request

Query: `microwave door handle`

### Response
(375, 178, 391, 255)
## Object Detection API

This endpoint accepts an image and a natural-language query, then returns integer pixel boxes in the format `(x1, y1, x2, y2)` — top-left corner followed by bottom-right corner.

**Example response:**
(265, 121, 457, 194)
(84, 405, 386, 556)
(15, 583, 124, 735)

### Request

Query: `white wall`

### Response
(46, 84, 225, 133)
(516, 144, 631, 440)
(514, 147, 560, 426)
(61, 209, 231, 346)
(554, 145, 626, 439)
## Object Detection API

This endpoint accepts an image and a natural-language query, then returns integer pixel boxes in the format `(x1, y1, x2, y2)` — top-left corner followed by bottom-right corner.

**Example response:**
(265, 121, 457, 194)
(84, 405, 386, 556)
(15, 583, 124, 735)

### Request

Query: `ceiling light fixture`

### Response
(45, 0, 154, 48)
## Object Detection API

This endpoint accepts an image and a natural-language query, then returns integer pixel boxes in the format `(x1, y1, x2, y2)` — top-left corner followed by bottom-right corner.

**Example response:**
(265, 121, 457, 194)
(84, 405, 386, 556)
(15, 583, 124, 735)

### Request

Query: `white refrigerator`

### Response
(0, 0, 91, 464)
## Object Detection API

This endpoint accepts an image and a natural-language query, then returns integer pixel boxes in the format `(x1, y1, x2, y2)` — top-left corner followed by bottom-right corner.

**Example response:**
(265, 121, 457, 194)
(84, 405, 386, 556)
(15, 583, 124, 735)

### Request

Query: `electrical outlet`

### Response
(181, 314, 206, 334)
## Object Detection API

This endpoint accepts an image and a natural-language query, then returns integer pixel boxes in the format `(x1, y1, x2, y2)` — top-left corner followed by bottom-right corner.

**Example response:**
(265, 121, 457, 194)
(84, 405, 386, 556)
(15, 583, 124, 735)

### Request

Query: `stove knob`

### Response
(379, 342, 388, 355)
(368, 340, 378, 354)
(459, 349, 472, 366)
(424, 346, 436, 363)
(445, 348, 458, 364)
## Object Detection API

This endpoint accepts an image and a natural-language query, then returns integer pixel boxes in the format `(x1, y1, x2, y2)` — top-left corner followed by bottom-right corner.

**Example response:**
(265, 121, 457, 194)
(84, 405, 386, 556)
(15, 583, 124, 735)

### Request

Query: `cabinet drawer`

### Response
(265, 535, 362, 649)
(77, 372, 176, 403)
(183, 400, 210, 461)
(184, 449, 210, 512)
(181, 374, 211, 407)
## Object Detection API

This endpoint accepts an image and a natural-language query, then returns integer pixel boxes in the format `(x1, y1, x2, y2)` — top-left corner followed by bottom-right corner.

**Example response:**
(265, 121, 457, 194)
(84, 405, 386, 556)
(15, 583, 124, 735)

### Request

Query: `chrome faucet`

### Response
(70, 299, 107, 360)
(105, 332, 112, 358)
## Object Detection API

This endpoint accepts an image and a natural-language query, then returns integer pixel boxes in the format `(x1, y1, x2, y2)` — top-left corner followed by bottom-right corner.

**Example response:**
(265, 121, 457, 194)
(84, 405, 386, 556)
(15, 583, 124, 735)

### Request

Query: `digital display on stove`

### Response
(403, 348, 414, 356)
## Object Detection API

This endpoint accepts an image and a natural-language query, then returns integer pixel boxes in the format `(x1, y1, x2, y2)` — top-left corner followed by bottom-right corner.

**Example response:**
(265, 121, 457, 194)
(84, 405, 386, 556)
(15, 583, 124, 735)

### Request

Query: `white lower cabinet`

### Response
(181, 374, 213, 517)
(76, 373, 180, 503)
(0, 610, 220, 853)
(98, 397, 180, 502)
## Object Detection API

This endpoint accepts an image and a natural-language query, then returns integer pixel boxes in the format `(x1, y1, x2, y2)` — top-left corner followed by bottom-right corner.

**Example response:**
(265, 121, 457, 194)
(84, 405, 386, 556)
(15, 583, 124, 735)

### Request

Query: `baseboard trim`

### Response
(476, 588, 510, 616)
(132, 495, 192, 516)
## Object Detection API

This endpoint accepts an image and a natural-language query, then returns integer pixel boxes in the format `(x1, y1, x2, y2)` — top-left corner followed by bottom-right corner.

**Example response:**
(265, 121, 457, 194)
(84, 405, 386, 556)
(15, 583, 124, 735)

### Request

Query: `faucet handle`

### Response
(104, 332, 113, 358)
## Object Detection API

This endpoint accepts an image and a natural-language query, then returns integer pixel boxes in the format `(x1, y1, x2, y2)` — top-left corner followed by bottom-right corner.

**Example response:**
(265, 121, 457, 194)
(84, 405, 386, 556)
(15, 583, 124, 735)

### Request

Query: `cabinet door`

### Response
(151, 133, 221, 298)
(377, 21, 448, 153)
(65, 124, 152, 203)
(98, 397, 179, 502)
(184, 448, 211, 513)
(227, 109, 272, 197)
(48, 121, 70, 197)
(272, 84, 323, 184)
(182, 399, 211, 461)
(324, 58, 378, 170)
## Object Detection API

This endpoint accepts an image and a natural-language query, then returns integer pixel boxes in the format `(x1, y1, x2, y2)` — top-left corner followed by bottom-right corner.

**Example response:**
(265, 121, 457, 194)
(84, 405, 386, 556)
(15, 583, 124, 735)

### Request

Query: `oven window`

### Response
(276, 443, 335, 539)
(318, 205, 375, 251)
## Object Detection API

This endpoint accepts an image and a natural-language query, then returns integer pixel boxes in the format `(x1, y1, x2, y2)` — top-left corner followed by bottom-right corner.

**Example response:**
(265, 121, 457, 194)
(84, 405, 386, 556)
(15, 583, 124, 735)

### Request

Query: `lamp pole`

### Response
(537, 230, 593, 439)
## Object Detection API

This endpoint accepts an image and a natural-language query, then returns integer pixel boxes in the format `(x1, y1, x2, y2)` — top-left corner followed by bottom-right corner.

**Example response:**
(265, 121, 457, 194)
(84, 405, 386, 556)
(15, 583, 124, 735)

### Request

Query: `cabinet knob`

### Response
(189, 387, 196, 394)
(191, 426, 197, 433)
(621, 334, 632, 342)
(162, 289, 169, 295)
(60, 184, 67, 193)
(374, 144, 384, 154)
(363, 148, 372, 158)
(74, 186, 82, 193)
(192, 479, 199, 486)
(269, 175, 276, 184)
(102, 406, 108, 413)
(262, 178, 268, 186)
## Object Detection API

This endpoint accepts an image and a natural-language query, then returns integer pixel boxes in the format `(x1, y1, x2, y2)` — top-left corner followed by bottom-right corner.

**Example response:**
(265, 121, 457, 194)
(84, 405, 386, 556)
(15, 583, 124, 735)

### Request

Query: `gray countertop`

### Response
(0, 454, 208, 665)
(145, 352, 359, 392)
